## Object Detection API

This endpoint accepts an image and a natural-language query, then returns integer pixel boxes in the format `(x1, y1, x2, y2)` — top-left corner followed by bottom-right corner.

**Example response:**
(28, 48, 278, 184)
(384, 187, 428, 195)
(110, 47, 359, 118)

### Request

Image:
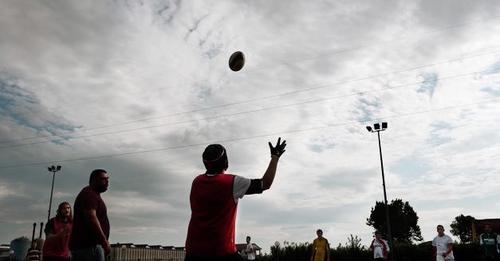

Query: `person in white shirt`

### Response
(244, 236, 256, 260)
(369, 231, 389, 260)
(432, 225, 454, 261)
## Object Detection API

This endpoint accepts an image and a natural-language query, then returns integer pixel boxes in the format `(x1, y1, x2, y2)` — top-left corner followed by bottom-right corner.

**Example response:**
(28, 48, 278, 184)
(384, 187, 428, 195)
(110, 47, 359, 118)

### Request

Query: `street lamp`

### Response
(366, 122, 393, 252)
(47, 165, 62, 222)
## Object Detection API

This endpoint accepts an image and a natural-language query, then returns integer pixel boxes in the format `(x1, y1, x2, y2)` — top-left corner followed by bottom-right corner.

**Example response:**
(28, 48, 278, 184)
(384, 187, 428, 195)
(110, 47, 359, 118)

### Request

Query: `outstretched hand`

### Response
(268, 137, 286, 158)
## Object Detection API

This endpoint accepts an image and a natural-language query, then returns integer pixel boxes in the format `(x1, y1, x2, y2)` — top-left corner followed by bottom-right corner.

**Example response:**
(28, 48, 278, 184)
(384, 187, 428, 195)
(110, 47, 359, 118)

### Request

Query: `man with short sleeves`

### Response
(480, 224, 498, 261)
(244, 236, 256, 261)
(185, 138, 286, 261)
(70, 169, 110, 261)
(369, 231, 389, 260)
(432, 225, 454, 261)
(310, 229, 330, 261)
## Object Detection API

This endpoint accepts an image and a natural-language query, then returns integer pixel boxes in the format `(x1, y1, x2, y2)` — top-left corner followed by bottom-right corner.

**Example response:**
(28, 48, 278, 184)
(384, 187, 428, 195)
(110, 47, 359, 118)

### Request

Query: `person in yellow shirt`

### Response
(310, 229, 330, 261)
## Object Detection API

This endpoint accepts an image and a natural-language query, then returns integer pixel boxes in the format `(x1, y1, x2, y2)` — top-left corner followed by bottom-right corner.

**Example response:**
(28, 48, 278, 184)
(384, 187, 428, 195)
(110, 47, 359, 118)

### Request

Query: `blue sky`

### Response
(1, 0, 500, 253)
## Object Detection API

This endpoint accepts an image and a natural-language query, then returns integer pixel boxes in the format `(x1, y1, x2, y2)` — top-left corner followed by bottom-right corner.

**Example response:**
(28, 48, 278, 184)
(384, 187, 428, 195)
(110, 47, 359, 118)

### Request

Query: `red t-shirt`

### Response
(185, 174, 238, 257)
(69, 186, 109, 250)
(42, 217, 72, 257)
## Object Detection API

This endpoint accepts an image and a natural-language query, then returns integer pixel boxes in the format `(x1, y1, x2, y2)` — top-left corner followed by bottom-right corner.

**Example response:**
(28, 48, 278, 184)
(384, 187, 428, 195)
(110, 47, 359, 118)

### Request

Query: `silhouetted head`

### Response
(316, 229, 323, 238)
(89, 169, 109, 193)
(246, 236, 251, 243)
(436, 225, 445, 236)
(374, 230, 382, 239)
(56, 202, 72, 222)
(202, 144, 228, 174)
(484, 223, 492, 233)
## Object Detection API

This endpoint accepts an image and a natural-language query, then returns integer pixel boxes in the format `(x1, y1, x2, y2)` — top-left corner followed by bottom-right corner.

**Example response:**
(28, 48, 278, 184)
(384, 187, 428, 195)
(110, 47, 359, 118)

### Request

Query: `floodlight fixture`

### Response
(46, 165, 62, 222)
(365, 122, 392, 258)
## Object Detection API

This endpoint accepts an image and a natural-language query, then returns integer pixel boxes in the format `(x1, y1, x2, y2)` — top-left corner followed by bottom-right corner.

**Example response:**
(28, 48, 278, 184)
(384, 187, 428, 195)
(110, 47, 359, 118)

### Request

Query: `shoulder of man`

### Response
(78, 186, 97, 197)
(47, 218, 55, 227)
(44, 218, 55, 233)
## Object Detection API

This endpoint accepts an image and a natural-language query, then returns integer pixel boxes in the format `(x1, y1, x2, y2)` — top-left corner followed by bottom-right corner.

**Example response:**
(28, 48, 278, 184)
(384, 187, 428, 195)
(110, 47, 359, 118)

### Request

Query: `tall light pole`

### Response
(366, 122, 393, 254)
(47, 165, 61, 222)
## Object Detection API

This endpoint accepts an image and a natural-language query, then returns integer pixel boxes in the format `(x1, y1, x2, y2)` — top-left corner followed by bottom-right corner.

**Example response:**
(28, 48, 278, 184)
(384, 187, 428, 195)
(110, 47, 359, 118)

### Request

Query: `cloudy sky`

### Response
(2, 0, 500, 252)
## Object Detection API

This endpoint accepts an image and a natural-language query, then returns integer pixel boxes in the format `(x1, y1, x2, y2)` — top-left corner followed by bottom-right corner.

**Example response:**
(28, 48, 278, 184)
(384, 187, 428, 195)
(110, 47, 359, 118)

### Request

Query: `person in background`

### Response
(432, 225, 454, 261)
(479, 223, 498, 261)
(43, 202, 73, 261)
(70, 169, 111, 261)
(244, 236, 256, 261)
(310, 229, 330, 261)
(369, 231, 389, 260)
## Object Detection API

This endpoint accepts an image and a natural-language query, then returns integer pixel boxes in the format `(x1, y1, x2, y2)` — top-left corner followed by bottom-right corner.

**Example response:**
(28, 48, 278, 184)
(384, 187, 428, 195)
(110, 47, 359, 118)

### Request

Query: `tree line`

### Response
(367, 198, 477, 244)
(256, 199, 481, 260)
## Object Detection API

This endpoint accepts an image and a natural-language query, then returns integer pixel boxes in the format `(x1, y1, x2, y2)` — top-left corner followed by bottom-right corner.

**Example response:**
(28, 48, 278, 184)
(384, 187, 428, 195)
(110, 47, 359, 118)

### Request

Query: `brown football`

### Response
(228, 51, 245, 71)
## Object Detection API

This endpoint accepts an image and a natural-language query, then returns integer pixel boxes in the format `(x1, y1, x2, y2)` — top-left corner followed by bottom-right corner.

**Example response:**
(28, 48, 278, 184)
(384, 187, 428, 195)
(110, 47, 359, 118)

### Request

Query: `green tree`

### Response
(366, 198, 423, 244)
(345, 234, 364, 250)
(450, 214, 476, 243)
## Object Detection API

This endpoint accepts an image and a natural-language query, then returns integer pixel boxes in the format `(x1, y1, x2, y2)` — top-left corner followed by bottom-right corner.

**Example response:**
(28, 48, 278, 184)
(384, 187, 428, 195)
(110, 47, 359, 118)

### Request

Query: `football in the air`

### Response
(228, 51, 245, 71)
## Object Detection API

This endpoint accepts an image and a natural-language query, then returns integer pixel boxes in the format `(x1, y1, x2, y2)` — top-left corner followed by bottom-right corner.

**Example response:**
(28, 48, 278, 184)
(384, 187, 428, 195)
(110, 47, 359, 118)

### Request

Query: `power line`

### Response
(3, 15, 500, 145)
(1, 97, 497, 169)
(2, 47, 499, 147)
(0, 67, 490, 150)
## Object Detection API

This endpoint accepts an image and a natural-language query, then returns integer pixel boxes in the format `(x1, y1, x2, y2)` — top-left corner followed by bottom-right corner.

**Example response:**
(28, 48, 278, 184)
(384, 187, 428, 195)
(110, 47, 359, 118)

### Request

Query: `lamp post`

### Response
(366, 122, 393, 253)
(47, 165, 61, 222)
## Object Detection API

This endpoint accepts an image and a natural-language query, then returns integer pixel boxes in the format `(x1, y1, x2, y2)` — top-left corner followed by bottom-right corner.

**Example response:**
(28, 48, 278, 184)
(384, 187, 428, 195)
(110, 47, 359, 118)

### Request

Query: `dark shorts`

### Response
(185, 252, 244, 261)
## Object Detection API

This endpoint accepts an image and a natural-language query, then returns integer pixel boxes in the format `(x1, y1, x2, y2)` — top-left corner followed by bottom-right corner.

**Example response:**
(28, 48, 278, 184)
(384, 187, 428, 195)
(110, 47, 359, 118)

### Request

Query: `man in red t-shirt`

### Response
(185, 138, 286, 261)
(69, 169, 110, 261)
(43, 202, 73, 261)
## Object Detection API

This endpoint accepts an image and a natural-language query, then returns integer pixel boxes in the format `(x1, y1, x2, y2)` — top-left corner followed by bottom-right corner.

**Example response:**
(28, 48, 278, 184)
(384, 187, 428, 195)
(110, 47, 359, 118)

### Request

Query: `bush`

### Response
(261, 239, 483, 261)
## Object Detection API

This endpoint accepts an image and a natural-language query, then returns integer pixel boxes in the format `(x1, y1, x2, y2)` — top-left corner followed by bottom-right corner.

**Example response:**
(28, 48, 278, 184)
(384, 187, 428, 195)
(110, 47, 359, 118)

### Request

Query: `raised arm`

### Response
(262, 137, 286, 190)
